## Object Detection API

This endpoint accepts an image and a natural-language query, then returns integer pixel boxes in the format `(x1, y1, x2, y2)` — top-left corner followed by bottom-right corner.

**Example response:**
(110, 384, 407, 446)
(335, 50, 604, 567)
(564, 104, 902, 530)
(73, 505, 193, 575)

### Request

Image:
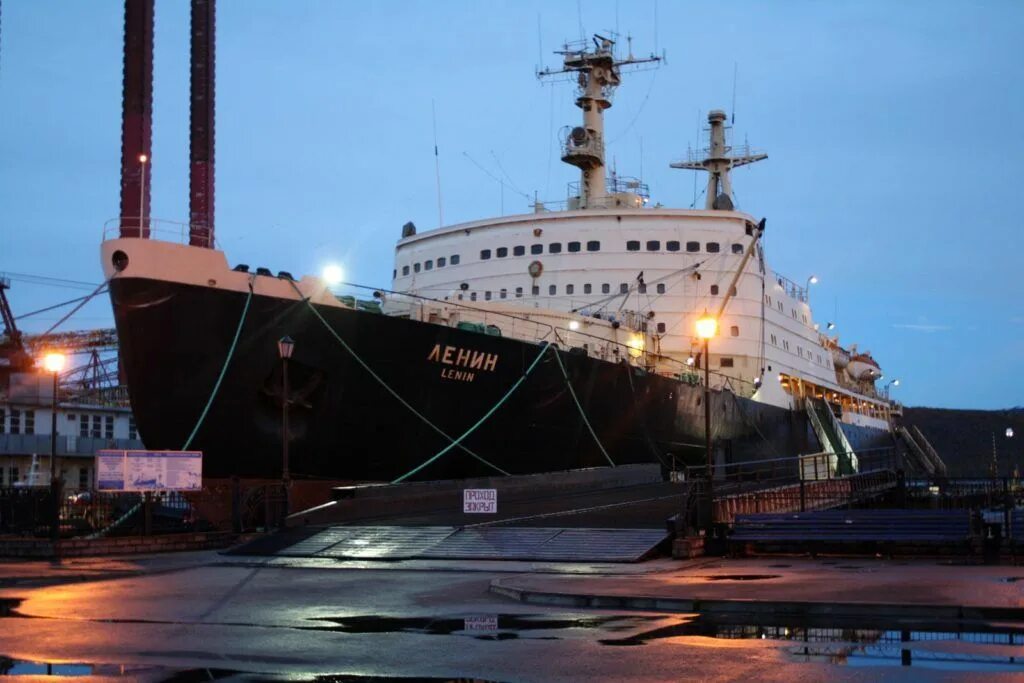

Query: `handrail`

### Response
(686, 446, 896, 488)
(101, 217, 217, 249)
(823, 400, 858, 471)
(804, 397, 838, 478)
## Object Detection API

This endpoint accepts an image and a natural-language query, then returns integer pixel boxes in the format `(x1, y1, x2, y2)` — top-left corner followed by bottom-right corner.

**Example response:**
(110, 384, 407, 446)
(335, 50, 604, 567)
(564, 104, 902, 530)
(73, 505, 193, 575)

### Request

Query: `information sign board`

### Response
(463, 488, 497, 513)
(96, 450, 202, 492)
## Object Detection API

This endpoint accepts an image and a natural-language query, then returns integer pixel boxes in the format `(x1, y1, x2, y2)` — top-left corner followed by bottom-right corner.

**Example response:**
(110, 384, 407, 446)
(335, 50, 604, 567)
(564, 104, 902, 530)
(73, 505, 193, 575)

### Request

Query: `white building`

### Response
(0, 371, 143, 489)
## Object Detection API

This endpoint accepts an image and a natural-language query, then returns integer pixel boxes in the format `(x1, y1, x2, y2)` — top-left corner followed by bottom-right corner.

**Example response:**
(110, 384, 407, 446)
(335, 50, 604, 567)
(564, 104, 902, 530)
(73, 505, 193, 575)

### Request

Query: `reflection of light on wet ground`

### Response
(0, 659, 93, 676)
(599, 616, 1024, 672)
(5, 589, 1024, 676)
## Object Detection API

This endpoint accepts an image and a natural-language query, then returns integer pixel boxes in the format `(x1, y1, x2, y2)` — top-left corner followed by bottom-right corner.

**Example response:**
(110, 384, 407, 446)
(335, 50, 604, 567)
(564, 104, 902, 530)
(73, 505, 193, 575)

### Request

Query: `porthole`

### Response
(111, 250, 129, 272)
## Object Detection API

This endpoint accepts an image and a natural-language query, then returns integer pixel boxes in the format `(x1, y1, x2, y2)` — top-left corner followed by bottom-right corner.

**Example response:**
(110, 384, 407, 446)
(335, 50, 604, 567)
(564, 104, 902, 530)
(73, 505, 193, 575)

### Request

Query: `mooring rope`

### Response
(39, 279, 110, 336)
(290, 282, 510, 479)
(550, 348, 615, 467)
(182, 277, 255, 450)
(87, 277, 255, 539)
(390, 341, 552, 484)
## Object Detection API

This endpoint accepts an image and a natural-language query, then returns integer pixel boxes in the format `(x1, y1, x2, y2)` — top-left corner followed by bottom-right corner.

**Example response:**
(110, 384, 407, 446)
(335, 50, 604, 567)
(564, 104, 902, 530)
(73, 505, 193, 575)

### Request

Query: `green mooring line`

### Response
(294, 287, 510, 479)
(183, 280, 254, 450)
(551, 348, 616, 467)
(390, 341, 553, 484)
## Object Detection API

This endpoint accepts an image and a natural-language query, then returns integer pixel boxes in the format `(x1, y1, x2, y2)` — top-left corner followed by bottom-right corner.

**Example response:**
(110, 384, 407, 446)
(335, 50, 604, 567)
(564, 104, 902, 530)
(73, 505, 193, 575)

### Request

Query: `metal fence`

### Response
(0, 481, 293, 538)
(0, 486, 200, 538)
(681, 447, 899, 493)
(669, 448, 903, 530)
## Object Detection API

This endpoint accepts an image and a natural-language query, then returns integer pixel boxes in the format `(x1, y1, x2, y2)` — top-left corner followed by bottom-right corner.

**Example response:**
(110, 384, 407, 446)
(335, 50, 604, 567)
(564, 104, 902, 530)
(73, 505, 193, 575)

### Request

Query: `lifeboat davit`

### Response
(847, 352, 882, 381)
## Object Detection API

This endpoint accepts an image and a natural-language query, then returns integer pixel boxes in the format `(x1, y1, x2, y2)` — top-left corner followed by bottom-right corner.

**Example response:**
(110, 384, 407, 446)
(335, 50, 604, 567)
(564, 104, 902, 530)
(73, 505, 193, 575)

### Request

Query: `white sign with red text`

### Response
(463, 488, 497, 514)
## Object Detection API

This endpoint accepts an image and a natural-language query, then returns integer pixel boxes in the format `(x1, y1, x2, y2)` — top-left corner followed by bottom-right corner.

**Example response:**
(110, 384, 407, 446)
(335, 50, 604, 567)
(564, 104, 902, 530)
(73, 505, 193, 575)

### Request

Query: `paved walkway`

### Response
(491, 557, 1024, 619)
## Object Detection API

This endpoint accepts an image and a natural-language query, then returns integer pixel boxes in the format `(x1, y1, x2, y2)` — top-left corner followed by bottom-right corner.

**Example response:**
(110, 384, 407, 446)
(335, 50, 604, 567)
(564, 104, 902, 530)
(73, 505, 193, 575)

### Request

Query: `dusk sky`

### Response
(1, 1, 1021, 409)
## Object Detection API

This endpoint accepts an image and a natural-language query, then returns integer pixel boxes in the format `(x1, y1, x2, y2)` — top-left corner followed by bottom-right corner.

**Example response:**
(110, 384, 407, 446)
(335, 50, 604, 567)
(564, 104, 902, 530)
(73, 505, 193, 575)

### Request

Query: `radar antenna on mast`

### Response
(671, 110, 766, 210)
(538, 34, 660, 210)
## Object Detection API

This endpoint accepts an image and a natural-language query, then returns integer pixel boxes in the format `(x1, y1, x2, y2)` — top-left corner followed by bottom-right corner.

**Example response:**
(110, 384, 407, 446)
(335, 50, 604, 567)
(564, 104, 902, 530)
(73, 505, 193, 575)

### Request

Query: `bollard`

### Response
(143, 492, 152, 536)
(231, 476, 242, 533)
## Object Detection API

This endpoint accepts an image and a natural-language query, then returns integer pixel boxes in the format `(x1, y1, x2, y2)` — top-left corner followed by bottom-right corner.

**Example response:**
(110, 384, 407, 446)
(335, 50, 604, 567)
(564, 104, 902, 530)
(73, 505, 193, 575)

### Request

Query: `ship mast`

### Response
(671, 110, 767, 210)
(539, 35, 660, 210)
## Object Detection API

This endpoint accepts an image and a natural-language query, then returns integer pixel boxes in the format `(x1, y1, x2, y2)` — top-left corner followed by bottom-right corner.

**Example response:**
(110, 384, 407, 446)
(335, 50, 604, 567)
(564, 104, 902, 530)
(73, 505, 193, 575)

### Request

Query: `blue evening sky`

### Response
(0, 1, 1021, 409)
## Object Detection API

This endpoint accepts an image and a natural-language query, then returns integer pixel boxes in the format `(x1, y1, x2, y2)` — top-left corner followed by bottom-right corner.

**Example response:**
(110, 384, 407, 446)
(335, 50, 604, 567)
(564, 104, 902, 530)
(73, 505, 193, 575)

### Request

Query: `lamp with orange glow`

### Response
(42, 352, 65, 374)
(695, 315, 718, 340)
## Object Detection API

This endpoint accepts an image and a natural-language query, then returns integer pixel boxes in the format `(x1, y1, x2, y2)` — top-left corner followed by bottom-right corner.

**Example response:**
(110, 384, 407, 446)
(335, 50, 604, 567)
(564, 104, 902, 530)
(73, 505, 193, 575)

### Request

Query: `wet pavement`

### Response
(491, 558, 1024, 619)
(0, 551, 1022, 680)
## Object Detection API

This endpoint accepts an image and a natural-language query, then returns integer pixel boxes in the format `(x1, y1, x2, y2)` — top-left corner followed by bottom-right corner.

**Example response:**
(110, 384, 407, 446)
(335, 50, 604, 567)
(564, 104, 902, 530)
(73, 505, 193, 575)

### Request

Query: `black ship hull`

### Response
(109, 277, 894, 481)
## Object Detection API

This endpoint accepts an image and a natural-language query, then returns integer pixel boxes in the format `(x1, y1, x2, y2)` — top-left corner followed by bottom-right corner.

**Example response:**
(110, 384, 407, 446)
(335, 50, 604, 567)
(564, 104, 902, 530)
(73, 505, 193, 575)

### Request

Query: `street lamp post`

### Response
(43, 352, 65, 542)
(993, 428, 1015, 478)
(884, 378, 900, 400)
(695, 314, 718, 533)
(138, 154, 148, 234)
(805, 275, 818, 304)
(277, 336, 295, 525)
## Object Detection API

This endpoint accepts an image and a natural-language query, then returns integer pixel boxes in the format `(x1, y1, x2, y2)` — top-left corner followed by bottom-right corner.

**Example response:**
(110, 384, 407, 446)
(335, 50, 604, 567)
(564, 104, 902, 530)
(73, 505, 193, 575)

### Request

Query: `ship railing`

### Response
(102, 217, 219, 249)
(680, 143, 764, 164)
(606, 175, 650, 200)
(383, 285, 760, 393)
(560, 127, 604, 161)
(390, 290, 671, 373)
(566, 179, 650, 204)
(770, 270, 808, 303)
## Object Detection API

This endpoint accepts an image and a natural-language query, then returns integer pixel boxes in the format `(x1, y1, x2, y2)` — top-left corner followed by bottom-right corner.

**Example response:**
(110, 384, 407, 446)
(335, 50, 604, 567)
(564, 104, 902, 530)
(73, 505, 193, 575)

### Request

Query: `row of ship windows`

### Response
(402, 254, 462, 275)
(627, 240, 744, 254)
(454, 281, 739, 299)
(769, 333, 832, 368)
(765, 294, 811, 325)
(398, 240, 745, 277)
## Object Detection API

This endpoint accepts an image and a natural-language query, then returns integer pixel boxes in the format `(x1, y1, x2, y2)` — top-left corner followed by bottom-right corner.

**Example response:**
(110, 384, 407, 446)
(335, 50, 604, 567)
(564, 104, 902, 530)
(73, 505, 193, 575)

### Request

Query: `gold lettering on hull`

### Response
(440, 368, 476, 382)
(427, 344, 499, 383)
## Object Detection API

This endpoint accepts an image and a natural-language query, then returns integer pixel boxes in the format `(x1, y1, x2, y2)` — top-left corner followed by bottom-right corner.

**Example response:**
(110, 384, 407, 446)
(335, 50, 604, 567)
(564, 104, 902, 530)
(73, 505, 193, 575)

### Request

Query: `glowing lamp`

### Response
(627, 334, 645, 358)
(1009, 428, 1015, 439)
(809, 276, 819, 285)
(277, 336, 295, 360)
(568, 320, 580, 331)
(139, 154, 148, 163)
(322, 264, 344, 286)
(893, 379, 900, 387)
(42, 352, 65, 374)
(695, 316, 718, 340)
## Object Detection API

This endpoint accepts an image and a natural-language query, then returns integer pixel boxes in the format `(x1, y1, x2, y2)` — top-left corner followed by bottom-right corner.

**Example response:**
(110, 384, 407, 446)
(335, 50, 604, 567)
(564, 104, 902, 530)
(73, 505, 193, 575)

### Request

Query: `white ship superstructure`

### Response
(390, 35, 894, 434)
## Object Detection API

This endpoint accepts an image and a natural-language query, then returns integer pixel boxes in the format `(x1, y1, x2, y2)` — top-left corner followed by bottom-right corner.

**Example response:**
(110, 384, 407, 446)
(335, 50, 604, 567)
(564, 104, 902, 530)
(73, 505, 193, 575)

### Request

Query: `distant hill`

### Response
(901, 407, 1024, 477)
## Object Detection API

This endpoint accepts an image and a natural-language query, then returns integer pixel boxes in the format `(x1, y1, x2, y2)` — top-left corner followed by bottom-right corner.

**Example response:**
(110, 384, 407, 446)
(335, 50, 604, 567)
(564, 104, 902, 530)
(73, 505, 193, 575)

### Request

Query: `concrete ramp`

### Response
(279, 526, 456, 559)
(237, 525, 669, 563)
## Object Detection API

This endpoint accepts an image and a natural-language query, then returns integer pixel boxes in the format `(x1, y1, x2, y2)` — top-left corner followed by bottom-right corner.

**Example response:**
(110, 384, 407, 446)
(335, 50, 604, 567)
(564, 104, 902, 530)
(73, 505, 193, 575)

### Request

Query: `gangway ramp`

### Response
(250, 525, 670, 562)
(229, 465, 686, 562)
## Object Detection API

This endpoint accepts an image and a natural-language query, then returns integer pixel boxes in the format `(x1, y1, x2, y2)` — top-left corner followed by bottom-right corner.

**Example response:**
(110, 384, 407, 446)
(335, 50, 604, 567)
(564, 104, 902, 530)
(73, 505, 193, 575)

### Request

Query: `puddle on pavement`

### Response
(0, 661, 496, 682)
(0, 598, 23, 617)
(700, 574, 779, 581)
(595, 613, 1024, 672)
(0, 659, 239, 679)
(310, 614, 659, 640)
